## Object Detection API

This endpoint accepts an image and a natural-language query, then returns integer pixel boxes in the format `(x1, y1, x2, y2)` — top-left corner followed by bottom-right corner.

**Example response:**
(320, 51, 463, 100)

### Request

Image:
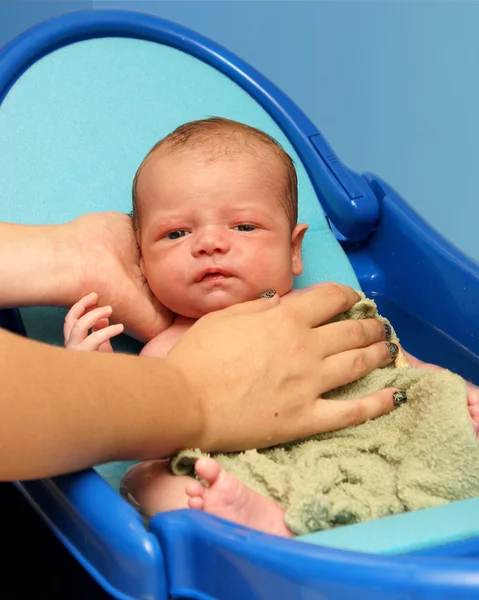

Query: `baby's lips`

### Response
(194, 266, 233, 282)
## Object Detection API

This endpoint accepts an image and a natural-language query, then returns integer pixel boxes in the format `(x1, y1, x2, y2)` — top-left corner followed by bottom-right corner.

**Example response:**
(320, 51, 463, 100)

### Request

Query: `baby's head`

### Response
(132, 117, 308, 318)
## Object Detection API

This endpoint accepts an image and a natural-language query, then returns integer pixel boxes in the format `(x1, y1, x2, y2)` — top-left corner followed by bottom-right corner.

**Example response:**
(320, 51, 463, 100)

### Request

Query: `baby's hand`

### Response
(64, 292, 124, 352)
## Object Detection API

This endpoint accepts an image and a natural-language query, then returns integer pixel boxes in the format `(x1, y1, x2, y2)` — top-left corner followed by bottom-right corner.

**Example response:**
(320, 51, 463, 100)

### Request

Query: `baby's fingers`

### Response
(92, 317, 115, 352)
(312, 388, 406, 434)
(73, 324, 124, 352)
(66, 305, 113, 347)
(64, 292, 99, 341)
(92, 317, 111, 332)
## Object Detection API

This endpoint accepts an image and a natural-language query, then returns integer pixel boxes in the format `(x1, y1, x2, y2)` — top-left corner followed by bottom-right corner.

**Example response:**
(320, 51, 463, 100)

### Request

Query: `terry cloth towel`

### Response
(171, 295, 479, 535)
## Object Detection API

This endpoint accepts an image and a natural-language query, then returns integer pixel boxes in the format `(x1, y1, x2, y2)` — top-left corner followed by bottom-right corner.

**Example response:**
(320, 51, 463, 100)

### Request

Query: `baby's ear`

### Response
(135, 230, 145, 272)
(132, 218, 142, 253)
(291, 223, 308, 276)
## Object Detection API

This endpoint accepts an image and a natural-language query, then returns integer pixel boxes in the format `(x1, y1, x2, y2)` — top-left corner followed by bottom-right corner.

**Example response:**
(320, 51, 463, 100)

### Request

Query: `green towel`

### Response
(171, 296, 479, 535)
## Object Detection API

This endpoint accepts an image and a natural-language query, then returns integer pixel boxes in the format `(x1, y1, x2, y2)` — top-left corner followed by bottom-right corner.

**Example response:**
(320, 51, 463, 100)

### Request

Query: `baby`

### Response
(65, 117, 479, 537)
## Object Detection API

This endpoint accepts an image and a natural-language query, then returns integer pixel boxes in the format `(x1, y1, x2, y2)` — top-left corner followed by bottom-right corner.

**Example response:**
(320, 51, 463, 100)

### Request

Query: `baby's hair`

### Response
(131, 117, 298, 230)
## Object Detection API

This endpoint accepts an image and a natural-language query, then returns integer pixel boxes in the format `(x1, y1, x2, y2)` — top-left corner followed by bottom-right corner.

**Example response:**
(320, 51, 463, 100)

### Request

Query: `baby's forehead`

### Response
(135, 131, 289, 214)
(134, 122, 296, 229)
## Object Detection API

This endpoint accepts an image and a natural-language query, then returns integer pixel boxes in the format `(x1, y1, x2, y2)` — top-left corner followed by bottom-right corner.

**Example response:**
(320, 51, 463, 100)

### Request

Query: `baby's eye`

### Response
(165, 230, 189, 240)
(235, 224, 256, 232)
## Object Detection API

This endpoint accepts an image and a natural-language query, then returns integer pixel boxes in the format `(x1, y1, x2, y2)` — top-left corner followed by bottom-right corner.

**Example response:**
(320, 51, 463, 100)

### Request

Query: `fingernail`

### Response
(386, 342, 399, 360)
(259, 290, 277, 299)
(393, 390, 408, 406)
(384, 323, 392, 340)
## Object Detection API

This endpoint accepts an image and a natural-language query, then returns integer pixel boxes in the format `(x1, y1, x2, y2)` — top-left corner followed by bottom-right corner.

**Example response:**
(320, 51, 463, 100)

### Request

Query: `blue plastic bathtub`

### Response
(1, 10, 479, 600)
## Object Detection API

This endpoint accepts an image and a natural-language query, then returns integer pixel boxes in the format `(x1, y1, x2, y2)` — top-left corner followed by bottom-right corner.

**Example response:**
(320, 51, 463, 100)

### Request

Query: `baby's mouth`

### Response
(195, 268, 232, 283)
(202, 272, 226, 281)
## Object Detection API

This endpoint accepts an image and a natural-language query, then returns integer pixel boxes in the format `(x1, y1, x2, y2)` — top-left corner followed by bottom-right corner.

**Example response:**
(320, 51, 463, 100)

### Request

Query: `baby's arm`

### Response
(64, 292, 124, 352)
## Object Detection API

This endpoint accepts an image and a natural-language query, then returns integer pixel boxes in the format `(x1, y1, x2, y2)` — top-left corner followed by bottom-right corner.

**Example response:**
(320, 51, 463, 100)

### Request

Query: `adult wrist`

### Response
(159, 357, 207, 453)
(0, 222, 82, 309)
(42, 221, 86, 307)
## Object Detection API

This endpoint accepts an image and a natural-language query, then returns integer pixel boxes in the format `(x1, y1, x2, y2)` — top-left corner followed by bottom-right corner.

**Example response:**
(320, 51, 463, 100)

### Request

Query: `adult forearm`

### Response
(0, 222, 80, 309)
(0, 328, 201, 480)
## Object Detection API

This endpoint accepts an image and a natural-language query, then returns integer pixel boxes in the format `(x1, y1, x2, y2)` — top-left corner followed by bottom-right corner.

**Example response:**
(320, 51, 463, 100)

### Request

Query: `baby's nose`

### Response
(192, 229, 230, 256)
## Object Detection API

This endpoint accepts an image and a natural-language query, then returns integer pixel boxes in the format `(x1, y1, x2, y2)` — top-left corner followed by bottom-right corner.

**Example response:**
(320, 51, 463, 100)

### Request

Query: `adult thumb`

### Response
(226, 290, 280, 316)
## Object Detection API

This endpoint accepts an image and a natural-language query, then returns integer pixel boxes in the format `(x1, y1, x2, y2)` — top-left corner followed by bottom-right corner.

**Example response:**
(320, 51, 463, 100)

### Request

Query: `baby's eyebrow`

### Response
(157, 216, 188, 228)
(230, 208, 275, 222)
(227, 205, 268, 216)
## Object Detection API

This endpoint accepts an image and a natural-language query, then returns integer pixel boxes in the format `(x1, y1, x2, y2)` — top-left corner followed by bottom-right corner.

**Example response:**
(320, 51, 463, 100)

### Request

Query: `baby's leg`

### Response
(186, 457, 294, 538)
(121, 460, 190, 518)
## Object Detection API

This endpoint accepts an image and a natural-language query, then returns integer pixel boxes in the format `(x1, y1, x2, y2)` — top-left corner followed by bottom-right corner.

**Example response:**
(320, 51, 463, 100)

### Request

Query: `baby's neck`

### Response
(174, 314, 198, 327)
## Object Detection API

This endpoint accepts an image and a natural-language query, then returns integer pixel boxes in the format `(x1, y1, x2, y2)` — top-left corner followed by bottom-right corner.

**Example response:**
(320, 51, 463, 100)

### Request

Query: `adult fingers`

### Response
(282, 283, 360, 328)
(74, 324, 124, 352)
(319, 341, 395, 393)
(67, 305, 113, 347)
(311, 388, 404, 434)
(315, 318, 387, 359)
(63, 292, 98, 341)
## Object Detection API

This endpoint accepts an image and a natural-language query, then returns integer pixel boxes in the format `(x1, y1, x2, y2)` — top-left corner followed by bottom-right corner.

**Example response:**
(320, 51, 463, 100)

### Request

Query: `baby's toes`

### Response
(188, 496, 205, 510)
(194, 457, 222, 485)
(185, 479, 205, 499)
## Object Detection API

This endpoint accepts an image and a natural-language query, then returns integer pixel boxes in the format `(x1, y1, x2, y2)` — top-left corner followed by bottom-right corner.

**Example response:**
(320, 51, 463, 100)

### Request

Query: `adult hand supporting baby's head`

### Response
(165, 283, 400, 452)
(64, 212, 173, 341)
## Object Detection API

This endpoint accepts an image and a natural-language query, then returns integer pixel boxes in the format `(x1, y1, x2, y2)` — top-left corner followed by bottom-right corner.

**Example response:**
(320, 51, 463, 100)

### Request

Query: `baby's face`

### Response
(136, 148, 307, 318)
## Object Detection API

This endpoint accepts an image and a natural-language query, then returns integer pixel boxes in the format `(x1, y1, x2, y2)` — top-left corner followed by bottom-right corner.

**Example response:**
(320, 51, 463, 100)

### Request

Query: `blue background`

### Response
(2, 0, 479, 263)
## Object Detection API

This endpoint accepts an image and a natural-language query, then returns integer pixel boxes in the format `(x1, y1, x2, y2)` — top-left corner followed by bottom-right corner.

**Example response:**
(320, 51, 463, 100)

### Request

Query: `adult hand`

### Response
(1, 213, 172, 340)
(166, 283, 399, 452)
(63, 212, 173, 340)
(0, 282, 396, 480)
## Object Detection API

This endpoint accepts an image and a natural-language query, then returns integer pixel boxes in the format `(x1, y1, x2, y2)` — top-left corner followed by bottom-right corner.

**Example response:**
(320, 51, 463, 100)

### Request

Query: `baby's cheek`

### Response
(250, 260, 293, 295)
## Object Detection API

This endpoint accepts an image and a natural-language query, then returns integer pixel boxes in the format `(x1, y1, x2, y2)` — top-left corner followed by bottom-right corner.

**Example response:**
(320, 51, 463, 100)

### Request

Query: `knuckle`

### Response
(344, 402, 365, 427)
(327, 283, 350, 312)
(348, 320, 367, 345)
(352, 350, 368, 377)
(287, 337, 307, 357)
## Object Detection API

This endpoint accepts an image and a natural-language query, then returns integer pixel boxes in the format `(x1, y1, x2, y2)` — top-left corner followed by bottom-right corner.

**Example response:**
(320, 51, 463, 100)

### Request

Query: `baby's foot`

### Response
(467, 384, 479, 436)
(185, 457, 293, 537)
